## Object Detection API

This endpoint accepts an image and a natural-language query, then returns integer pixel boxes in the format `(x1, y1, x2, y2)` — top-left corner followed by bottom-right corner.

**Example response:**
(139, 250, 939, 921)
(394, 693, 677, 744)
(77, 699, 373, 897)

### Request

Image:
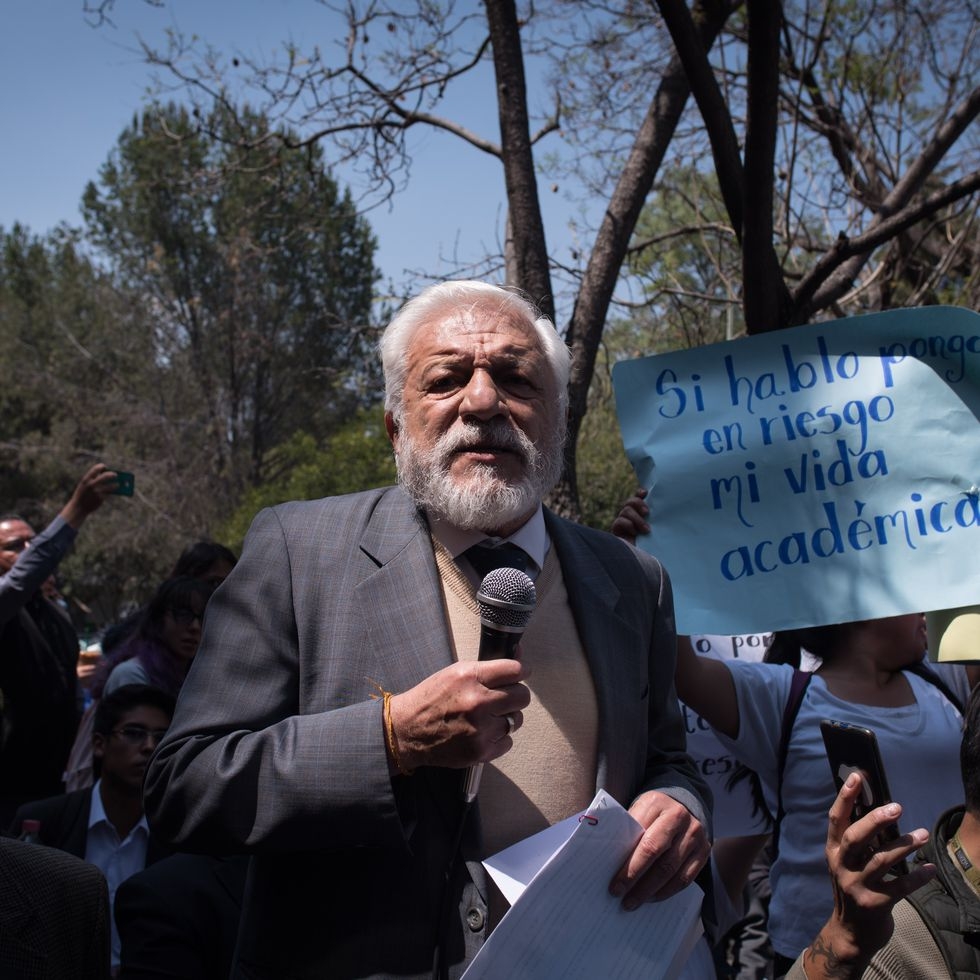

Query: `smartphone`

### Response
(819, 719, 908, 876)
(111, 471, 135, 497)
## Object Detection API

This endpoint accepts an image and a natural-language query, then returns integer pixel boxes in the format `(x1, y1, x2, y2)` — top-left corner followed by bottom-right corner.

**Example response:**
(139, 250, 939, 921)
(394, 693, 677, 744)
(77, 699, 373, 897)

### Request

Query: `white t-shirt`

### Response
(715, 660, 963, 959)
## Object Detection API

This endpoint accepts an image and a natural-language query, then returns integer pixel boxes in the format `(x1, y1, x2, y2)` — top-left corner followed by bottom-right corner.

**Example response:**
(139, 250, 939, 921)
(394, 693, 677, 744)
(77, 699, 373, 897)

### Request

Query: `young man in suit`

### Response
(144, 280, 711, 979)
(11, 684, 175, 973)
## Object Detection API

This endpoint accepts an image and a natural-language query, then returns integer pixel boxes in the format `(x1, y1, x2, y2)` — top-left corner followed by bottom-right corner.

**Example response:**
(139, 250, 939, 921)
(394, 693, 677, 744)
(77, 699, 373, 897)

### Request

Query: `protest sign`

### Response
(613, 307, 980, 635)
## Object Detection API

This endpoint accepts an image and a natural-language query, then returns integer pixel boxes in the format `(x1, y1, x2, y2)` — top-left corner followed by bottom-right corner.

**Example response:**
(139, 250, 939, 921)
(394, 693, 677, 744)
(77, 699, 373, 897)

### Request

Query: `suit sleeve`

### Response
(143, 506, 410, 855)
(635, 551, 713, 836)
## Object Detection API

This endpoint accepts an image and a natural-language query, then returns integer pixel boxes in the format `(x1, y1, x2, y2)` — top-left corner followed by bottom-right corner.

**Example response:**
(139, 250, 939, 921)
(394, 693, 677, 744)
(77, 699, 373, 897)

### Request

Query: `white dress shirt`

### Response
(429, 504, 549, 586)
(85, 778, 150, 967)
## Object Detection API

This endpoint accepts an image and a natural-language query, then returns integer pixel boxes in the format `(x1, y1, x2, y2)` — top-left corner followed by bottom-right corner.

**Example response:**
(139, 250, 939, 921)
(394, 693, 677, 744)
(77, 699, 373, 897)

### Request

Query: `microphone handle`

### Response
(478, 623, 521, 660)
(463, 623, 523, 802)
(463, 762, 484, 803)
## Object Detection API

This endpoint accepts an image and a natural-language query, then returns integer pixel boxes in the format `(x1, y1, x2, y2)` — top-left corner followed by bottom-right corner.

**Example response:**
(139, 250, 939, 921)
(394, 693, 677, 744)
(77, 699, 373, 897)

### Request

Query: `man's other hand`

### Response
(388, 659, 531, 772)
(609, 790, 710, 907)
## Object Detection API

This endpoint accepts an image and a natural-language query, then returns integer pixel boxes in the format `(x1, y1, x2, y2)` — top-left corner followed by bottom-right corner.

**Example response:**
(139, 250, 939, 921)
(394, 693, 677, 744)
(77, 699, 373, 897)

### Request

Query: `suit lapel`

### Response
(545, 512, 644, 802)
(353, 489, 467, 836)
(354, 488, 456, 691)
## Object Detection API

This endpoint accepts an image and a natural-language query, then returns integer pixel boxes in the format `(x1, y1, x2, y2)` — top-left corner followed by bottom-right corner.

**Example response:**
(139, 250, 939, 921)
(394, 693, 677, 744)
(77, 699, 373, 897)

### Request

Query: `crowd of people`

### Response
(0, 470, 240, 977)
(0, 279, 976, 980)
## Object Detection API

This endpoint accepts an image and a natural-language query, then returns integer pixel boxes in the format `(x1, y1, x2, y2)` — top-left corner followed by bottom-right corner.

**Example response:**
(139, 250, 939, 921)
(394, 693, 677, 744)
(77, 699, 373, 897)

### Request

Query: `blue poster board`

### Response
(613, 307, 980, 635)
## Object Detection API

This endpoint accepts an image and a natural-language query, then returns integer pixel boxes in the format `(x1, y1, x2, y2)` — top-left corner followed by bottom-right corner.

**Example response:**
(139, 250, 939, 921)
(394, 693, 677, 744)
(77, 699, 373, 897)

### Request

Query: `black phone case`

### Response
(820, 719, 908, 875)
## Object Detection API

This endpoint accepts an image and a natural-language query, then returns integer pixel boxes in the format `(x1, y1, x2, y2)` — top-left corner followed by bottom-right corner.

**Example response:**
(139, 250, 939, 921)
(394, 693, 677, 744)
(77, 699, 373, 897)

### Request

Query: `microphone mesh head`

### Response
(477, 568, 536, 629)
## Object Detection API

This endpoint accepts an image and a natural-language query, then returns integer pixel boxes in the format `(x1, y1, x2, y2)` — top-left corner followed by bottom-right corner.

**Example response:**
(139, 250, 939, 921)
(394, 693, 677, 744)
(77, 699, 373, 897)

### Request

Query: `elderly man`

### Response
(144, 280, 710, 980)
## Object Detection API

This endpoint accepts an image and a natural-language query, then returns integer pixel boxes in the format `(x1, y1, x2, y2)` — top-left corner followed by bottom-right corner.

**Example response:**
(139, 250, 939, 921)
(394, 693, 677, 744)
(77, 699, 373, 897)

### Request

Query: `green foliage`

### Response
(576, 363, 637, 532)
(576, 316, 661, 531)
(628, 167, 744, 349)
(1, 101, 383, 621)
(217, 409, 396, 550)
(81, 102, 381, 494)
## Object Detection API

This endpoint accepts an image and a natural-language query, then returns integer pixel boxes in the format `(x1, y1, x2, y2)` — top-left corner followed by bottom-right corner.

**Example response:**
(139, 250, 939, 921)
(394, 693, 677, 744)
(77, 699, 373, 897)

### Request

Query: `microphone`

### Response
(463, 567, 536, 802)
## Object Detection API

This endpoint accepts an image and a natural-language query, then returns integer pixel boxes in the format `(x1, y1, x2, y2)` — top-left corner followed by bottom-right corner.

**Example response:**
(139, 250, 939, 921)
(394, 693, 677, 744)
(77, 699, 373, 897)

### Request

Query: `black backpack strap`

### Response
(908, 660, 964, 714)
(773, 668, 813, 857)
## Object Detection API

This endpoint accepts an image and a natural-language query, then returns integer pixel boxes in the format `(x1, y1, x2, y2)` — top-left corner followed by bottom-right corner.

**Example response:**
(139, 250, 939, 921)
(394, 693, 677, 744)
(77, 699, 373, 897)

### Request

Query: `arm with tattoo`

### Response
(791, 773, 935, 980)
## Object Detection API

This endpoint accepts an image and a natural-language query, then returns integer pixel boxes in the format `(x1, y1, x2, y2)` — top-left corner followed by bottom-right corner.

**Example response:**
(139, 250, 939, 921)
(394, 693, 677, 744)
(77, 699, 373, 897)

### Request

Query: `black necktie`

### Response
(464, 540, 534, 579)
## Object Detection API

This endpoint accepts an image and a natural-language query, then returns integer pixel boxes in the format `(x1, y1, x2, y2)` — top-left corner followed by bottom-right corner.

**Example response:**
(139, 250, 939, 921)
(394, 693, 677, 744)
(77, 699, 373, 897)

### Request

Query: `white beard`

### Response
(395, 417, 564, 531)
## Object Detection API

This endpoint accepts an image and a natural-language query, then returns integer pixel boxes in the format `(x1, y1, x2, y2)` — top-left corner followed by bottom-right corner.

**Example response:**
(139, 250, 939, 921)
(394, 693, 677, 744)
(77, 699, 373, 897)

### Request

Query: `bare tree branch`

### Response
(798, 169, 980, 317)
(656, 0, 746, 237)
(556, 0, 739, 516)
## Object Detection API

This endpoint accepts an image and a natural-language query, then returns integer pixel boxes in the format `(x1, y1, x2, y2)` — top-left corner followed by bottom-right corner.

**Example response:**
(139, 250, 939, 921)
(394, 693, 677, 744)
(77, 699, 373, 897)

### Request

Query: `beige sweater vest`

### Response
(433, 540, 599, 859)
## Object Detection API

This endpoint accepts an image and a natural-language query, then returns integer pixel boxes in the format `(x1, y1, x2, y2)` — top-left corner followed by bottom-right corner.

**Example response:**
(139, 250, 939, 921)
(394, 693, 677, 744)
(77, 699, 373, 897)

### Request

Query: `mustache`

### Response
(434, 420, 533, 463)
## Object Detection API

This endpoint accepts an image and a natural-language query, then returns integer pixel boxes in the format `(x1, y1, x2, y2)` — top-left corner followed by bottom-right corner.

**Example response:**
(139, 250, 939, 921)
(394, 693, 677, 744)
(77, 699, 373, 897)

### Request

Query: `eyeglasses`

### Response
(168, 607, 203, 626)
(111, 726, 168, 746)
(0, 535, 34, 554)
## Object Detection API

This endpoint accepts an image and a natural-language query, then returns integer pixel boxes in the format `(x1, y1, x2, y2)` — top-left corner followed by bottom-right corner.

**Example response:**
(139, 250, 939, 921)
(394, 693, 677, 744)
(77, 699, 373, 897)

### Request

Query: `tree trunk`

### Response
(552, 0, 739, 520)
(742, 0, 794, 332)
(485, 0, 555, 322)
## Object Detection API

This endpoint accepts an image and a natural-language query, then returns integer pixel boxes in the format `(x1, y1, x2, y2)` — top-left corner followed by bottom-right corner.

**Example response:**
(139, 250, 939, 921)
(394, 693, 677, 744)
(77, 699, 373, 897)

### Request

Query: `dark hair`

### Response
(172, 541, 237, 580)
(767, 623, 859, 666)
(92, 683, 176, 737)
(962, 684, 980, 813)
(93, 576, 211, 698)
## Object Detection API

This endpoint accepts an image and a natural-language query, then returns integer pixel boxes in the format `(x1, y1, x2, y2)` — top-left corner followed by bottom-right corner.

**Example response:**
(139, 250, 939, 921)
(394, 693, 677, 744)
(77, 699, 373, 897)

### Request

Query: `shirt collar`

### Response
(88, 778, 150, 837)
(428, 505, 549, 572)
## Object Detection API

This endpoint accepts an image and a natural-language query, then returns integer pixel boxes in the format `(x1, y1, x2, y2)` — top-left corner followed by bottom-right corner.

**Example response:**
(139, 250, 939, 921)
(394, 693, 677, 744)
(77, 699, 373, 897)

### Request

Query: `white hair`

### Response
(379, 280, 571, 420)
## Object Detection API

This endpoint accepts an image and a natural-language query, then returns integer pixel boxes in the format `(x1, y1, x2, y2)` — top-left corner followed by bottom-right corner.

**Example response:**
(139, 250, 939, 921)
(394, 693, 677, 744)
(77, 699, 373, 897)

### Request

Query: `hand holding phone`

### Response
(810, 768, 934, 975)
(111, 471, 135, 496)
(820, 719, 908, 876)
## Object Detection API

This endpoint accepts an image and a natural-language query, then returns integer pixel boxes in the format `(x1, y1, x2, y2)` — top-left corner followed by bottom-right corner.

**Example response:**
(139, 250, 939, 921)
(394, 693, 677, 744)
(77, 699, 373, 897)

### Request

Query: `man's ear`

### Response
(92, 733, 106, 762)
(384, 411, 398, 448)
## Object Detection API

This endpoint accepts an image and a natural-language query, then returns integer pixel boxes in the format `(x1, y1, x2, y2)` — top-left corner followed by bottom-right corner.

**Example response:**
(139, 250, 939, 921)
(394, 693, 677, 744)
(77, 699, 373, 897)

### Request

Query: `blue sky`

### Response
(1, 1, 578, 297)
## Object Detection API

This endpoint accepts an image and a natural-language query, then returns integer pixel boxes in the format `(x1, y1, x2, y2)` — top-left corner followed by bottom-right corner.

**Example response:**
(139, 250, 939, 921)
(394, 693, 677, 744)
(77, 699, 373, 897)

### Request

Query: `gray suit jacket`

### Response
(144, 486, 708, 980)
(0, 837, 110, 980)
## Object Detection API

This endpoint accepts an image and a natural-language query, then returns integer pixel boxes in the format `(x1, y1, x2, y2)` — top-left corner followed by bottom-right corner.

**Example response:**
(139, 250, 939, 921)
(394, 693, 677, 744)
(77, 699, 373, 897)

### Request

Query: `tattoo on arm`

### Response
(807, 935, 855, 979)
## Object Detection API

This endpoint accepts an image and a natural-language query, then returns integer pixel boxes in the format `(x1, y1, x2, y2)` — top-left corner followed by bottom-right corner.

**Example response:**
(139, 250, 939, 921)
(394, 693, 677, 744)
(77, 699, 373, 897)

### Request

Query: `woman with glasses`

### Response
(96, 577, 211, 699)
(64, 577, 210, 795)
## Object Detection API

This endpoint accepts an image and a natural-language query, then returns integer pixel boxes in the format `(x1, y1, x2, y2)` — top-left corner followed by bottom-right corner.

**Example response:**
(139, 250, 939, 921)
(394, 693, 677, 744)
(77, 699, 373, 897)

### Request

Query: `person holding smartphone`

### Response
(787, 682, 980, 978)
(672, 618, 964, 977)
(0, 462, 119, 825)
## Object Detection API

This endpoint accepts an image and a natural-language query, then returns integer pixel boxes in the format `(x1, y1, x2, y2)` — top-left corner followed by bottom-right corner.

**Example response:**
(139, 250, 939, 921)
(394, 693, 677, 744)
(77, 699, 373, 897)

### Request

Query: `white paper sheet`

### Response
(465, 789, 704, 979)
